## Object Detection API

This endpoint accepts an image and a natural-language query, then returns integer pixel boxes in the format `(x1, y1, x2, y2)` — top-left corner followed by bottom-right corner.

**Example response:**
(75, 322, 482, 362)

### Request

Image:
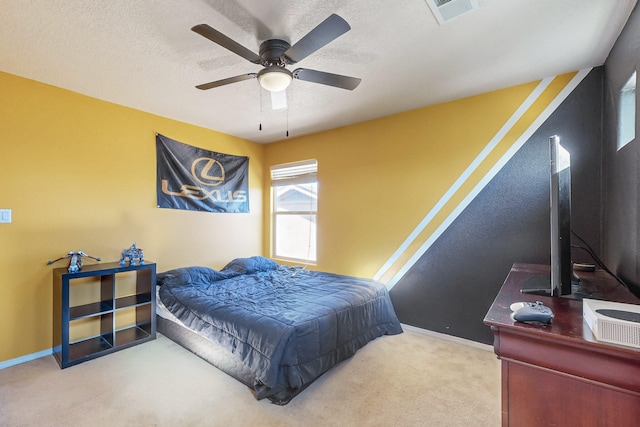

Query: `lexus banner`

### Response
(156, 134, 249, 213)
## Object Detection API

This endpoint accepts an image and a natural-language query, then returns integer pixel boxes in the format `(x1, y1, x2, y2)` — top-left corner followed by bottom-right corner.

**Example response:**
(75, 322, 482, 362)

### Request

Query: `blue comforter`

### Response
(158, 257, 403, 402)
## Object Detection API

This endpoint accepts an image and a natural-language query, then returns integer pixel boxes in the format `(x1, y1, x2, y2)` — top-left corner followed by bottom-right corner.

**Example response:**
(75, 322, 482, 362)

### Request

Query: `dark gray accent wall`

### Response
(602, 4, 640, 297)
(390, 68, 604, 344)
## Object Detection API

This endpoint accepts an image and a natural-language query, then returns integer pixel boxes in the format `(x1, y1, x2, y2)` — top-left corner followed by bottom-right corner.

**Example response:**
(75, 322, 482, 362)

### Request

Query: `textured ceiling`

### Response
(1, 0, 637, 143)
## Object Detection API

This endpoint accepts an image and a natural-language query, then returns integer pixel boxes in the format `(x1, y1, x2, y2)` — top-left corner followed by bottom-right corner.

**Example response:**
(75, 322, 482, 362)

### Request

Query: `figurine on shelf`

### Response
(47, 251, 101, 273)
(120, 243, 144, 266)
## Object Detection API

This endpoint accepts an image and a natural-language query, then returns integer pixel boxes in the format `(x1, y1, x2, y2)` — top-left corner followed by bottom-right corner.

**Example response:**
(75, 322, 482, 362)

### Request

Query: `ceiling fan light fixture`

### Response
(258, 67, 293, 92)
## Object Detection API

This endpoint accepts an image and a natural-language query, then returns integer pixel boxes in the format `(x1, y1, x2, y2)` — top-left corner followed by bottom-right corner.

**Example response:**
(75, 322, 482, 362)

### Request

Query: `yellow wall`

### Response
(0, 71, 264, 362)
(263, 74, 577, 279)
(1, 67, 579, 364)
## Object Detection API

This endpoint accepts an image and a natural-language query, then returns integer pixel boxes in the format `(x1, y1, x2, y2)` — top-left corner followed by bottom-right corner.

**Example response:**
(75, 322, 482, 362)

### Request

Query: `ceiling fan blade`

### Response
(284, 14, 350, 64)
(293, 68, 361, 90)
(192, 24, 261, 64)
(270, 90, 287, 110)
(196, 73, 257, 90)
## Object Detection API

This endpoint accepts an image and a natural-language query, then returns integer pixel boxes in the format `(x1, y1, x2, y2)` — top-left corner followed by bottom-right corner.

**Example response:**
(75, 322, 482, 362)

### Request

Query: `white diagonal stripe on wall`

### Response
(377, 69, 592, 289)
(373, 76, 554, 282)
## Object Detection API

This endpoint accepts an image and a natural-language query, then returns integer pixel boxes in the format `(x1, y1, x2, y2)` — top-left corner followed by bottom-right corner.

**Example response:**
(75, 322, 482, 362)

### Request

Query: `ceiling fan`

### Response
(192, 14, 362, 99)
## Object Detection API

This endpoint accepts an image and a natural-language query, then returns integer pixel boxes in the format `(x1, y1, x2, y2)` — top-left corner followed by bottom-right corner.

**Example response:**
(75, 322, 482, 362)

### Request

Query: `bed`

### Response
(156, 256, 403, 404)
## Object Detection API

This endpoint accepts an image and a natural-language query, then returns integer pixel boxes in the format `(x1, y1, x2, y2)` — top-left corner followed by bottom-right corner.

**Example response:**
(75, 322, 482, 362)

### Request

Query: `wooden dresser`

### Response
(484, 263, 640, 427)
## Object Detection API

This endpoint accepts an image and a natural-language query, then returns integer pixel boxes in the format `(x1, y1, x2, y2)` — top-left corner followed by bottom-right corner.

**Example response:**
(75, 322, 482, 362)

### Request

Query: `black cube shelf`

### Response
(52, 261, 156, 368)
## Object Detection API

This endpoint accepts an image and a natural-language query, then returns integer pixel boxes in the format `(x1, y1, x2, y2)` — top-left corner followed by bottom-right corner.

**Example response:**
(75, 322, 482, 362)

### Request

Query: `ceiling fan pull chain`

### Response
(259, 86, 263, 131)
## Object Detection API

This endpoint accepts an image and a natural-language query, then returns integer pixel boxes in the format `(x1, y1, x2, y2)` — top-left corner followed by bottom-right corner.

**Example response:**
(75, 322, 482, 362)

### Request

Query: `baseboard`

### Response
(0, 348, 52, 370)
(401, 324, 494, 353)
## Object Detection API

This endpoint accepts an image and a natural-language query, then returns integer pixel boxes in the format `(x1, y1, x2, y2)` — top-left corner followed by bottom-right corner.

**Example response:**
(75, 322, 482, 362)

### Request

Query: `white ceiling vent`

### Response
(425, 0, 480, 25)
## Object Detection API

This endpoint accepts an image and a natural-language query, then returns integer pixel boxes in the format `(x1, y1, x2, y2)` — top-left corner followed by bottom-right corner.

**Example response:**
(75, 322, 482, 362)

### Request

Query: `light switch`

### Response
(0, 209, 12, 223)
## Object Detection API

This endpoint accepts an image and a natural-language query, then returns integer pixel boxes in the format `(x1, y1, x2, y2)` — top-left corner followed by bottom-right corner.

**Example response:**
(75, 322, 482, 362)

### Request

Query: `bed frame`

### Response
(157, 315, 311, 404)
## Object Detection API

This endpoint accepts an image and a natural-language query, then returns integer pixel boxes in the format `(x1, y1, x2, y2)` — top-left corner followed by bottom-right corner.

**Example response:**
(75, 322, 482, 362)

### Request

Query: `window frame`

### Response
(618, 70, 636, 150)
(270, 160, 318, 264)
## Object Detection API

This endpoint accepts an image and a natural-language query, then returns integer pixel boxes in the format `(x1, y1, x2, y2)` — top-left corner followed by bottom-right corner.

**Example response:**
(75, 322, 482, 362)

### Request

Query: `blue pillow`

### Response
(221, 256, 279, 274)
(156, 266, 227, 286)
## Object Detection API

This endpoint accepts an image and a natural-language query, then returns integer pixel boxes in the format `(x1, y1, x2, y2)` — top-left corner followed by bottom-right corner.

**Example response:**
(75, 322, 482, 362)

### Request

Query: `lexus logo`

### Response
(191, 157, 225, 186)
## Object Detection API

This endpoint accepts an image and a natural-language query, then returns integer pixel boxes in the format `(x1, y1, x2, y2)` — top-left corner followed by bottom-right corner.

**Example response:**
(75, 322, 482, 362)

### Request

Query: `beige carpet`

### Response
(0, 327, 500, 426)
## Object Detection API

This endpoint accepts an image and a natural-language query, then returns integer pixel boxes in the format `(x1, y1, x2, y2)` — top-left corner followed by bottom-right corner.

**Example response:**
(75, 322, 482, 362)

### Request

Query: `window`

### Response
(271, 160, 318, 263)
(618, 71, 636, 150)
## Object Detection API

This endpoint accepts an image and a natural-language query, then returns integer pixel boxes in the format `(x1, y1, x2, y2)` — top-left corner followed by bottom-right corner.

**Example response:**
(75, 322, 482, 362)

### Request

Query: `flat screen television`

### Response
(522, 135, 574, 297)
(549, 135, 573, 296)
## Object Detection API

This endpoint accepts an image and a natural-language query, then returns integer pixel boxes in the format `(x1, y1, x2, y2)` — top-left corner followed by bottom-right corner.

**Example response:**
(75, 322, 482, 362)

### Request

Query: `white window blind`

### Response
(271, 160, 317, 186)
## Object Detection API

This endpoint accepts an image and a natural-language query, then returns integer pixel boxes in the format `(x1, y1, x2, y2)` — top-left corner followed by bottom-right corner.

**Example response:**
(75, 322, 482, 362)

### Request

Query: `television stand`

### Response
(484, 263, 640, 426)
(520, 271, 595, 300)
